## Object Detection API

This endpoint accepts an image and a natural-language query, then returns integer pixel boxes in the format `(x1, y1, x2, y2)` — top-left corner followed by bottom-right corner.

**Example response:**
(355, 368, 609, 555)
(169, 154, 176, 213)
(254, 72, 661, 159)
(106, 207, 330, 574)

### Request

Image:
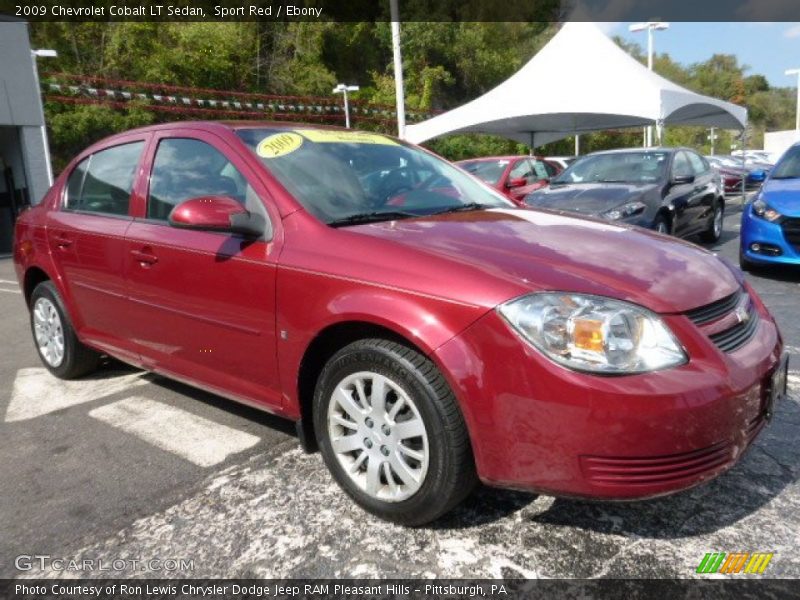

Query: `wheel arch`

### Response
(295, 320, 426, 452)
(23, 266, 53, 307)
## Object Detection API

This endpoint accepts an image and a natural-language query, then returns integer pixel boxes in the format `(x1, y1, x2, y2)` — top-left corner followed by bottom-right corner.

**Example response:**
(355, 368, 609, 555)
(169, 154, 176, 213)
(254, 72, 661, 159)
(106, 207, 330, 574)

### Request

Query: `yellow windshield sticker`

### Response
(296, 129, 398, 146)
(256, 132, 304, 158)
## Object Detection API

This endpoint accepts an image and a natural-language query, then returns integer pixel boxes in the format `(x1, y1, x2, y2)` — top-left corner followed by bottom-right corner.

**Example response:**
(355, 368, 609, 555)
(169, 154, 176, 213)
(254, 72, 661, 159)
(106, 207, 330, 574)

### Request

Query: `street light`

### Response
(786, 68, 800, 134)
(333, 83, 359, 129)
(31, 48, 58, 186)
(629, 22, 669, 147)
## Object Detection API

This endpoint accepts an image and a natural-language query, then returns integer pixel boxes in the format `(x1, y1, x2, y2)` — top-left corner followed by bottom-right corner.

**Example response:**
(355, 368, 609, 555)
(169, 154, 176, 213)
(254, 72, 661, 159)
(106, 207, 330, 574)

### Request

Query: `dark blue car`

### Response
(740, 143, 800, 270)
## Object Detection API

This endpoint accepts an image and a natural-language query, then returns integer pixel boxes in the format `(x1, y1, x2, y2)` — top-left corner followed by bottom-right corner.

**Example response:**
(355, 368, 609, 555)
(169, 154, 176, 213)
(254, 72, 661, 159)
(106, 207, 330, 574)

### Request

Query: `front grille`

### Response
(581, 441, 733, 486)
(781, 217, 800, 250)
(685, 290, 742, 325)
(708, 310, 760, 353)
(685, 288, 760, 353)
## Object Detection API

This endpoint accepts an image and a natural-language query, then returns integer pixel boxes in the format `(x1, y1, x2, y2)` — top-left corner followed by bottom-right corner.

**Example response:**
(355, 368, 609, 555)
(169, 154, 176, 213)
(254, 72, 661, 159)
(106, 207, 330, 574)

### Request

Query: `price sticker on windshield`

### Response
(257, 132, 304, 158)
(295, 129, 399, 146)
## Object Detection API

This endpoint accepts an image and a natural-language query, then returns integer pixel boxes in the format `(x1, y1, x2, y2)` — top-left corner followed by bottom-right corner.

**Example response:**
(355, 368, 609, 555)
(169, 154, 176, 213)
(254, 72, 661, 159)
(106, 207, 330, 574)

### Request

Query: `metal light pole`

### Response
(333, 83, 359, 129)
(786, 68, 800, 134)
(31, 48, 57, 186)
(707, 127, 717, 155)
(629, 22, 669, 147)
(390, 0, 406, 139)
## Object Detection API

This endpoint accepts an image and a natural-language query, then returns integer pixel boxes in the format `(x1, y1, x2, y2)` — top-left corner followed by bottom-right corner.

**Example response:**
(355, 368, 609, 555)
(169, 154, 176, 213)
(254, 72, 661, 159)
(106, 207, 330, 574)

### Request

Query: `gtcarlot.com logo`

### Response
(15, 554, 194, 573)
(696, 552, 774, 574)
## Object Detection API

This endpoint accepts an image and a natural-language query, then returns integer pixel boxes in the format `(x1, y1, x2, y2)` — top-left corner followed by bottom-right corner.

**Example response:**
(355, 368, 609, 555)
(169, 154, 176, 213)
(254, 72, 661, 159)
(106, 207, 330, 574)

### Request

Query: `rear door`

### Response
(122, 129, 282, 409)
(666, 151, 697, 236)
(686, 151, 718, 232)
(45, 137, 148, 361)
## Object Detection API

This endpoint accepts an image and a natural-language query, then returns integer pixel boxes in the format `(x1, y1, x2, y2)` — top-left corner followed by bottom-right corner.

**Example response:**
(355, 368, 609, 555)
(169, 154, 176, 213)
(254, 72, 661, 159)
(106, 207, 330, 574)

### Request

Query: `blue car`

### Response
(740, 143, 800, 270)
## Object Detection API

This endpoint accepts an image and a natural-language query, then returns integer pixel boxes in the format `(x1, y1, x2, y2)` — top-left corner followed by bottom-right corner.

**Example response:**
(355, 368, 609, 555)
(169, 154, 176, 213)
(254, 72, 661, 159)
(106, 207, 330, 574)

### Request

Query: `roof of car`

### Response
(589, 147, 680, 155)
(455, 155, 546, 162)
(113, 120, 392, 137)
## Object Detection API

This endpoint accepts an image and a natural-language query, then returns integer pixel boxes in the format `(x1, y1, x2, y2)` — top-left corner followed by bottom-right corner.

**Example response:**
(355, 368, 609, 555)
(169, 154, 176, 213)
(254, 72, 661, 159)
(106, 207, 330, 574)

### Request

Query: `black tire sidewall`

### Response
(313, 342, 459, 524)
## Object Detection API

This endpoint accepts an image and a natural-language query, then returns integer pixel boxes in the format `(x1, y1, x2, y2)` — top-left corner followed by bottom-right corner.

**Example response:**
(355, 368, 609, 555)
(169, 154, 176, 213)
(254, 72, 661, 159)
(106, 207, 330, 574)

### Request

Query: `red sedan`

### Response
(456, 155, 561, 204)
(14, 122, 787, 525)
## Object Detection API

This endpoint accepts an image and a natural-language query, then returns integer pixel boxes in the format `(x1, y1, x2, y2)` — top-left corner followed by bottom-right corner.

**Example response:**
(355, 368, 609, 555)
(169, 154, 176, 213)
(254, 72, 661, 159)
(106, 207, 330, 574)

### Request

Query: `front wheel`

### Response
(701, 201, 724, 243)
(653, 214, 671, 235)
(314, 339, 476, 525)
(30, 281, 100, 379)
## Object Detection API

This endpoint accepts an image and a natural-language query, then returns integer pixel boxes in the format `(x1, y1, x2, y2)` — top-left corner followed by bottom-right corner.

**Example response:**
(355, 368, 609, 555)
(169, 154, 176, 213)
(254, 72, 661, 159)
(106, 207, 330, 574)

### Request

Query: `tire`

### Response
(653, 214, 671, 235)
(30, 281, 100, 379)
(739, 246, 758, 273)
(701, 201, 724, 243)
(313, 338, 476, 526)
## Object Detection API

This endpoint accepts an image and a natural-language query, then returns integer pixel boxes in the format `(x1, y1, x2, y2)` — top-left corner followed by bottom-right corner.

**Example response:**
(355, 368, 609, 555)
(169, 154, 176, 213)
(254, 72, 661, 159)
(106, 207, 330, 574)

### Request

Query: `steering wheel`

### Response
(373, 167, 415, 206)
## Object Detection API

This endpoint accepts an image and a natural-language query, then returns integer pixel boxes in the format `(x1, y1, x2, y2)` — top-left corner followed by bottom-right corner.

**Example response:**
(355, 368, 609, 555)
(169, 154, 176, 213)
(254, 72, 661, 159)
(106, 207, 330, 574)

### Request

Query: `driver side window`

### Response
(672, 152, 693, 179)
(148, 138, 248, 221)
(510, 159, 534, 184)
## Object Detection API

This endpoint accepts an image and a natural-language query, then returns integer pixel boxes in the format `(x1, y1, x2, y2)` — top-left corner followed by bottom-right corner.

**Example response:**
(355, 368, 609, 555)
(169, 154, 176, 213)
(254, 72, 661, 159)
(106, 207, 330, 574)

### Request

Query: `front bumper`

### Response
(434, 297, 783, 500)
(740, 205, 800, 266)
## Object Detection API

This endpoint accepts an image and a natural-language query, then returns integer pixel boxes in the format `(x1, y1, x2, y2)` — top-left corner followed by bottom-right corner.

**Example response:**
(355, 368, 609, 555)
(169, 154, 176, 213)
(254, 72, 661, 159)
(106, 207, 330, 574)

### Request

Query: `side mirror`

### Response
(506, 177, 527, 189)
(672, 173, 695, 185)
(168, 196, 265, 237)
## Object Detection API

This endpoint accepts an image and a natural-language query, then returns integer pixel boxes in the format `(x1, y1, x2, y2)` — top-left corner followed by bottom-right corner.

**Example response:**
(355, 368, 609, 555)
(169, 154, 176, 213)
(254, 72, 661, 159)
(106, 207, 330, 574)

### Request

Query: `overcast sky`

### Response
(608, 22, 800, 88)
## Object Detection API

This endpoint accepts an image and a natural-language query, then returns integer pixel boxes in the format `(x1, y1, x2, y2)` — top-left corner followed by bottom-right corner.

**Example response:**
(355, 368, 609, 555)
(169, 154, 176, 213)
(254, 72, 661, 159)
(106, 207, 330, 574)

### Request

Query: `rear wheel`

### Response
(30, 281, 100, 379)
(314, 338, 476, 525)
(701, 201, 724, 243)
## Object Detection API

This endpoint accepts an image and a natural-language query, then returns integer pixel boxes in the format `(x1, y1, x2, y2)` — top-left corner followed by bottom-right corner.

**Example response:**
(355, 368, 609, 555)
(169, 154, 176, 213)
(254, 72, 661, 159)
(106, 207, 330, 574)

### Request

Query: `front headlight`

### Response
(752, 198, 781, 222)
(602, 200, 647, 221)
(498, 293, 687, 374)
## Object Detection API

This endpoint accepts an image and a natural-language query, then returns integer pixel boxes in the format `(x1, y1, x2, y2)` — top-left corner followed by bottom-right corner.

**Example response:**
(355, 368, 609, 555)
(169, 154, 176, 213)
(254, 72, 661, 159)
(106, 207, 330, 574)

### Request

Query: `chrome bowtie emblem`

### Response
(735, 305, 750, 324)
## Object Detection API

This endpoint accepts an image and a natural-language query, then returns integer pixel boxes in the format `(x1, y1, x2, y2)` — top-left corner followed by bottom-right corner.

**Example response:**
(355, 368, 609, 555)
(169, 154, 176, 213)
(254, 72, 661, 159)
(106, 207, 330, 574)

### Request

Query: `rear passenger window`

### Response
(147, 138, 248, 221)
(65, 142, 144, 215)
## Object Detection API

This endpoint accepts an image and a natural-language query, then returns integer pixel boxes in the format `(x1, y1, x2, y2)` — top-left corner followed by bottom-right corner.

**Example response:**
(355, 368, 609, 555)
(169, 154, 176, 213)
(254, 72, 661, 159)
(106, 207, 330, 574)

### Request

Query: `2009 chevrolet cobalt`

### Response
(14, 122, 787, 525)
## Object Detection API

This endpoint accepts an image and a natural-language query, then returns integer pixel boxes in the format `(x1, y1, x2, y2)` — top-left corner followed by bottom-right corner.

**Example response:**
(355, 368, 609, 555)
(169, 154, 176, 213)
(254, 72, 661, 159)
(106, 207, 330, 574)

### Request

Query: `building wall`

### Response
(0, 19, 52, 205)
(764, 129, 800, 163)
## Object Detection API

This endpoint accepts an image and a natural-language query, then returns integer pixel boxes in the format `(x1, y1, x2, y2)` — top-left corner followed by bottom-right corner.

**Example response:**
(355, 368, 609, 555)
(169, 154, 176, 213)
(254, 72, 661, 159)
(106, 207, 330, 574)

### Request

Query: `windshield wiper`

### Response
(770, 175, 799, 180)
(430, 202, 488, 216)
(327, 210, 420, 227)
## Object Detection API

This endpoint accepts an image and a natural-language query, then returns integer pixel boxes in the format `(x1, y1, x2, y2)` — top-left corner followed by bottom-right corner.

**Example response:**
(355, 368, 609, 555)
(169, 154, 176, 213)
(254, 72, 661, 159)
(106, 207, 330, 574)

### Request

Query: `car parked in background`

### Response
(706, 156, 750, 193)
(13, 122, 785, 525)
(524, 147, 725, 243)
(740, 142, 800, 270)
(545, 156, 577, 170)
(456, 155, 561, 204)
(708, 155, 768, 190)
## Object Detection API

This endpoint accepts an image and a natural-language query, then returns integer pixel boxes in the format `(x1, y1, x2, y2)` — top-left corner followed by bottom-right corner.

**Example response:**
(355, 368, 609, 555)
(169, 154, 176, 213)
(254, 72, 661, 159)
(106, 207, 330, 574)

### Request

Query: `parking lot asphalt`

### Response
(2, 197, 799, 580)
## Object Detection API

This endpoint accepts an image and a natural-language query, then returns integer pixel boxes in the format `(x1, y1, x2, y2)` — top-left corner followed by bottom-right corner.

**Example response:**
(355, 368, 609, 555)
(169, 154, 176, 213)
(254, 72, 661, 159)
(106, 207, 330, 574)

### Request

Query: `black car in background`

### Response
(524, 148, 725, 243)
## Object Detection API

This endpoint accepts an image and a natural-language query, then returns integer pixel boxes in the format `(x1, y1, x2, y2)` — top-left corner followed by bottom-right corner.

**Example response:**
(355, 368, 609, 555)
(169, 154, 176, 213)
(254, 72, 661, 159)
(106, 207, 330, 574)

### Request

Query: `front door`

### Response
(123, 131, 282, 409)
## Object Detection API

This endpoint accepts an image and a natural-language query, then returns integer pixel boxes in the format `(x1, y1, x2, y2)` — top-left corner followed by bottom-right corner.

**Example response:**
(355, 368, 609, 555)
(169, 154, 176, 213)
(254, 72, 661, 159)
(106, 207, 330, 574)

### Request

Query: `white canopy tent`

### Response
(405, 22, 747, 147)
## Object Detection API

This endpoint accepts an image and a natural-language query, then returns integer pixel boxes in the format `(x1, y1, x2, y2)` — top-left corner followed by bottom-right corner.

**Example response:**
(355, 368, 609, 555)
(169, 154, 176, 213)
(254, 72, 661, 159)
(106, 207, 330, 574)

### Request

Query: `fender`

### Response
(275, 267, 489, 416)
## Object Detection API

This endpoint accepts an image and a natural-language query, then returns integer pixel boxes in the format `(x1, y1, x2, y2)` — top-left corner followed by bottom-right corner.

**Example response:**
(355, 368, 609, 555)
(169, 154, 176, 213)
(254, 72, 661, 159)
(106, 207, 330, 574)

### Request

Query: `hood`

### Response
(761, 178, 800, 217)
(525, 182, 658, 216)
(349, 208, 740, 314)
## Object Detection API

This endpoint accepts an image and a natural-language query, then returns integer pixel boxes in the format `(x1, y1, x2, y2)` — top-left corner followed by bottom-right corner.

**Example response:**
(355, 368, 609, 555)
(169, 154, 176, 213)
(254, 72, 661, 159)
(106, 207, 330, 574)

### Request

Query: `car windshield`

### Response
(552, 151, 668, 184)
(457, 159, 508, 185)
(770, 146, 800, 179)
(237, 128, 511, 225)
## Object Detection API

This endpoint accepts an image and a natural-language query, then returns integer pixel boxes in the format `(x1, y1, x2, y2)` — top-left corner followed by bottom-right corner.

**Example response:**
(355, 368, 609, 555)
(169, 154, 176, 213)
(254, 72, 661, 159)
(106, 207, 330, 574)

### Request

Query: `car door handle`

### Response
(131, 248, 158, 265)
(54, 235, 72, 249)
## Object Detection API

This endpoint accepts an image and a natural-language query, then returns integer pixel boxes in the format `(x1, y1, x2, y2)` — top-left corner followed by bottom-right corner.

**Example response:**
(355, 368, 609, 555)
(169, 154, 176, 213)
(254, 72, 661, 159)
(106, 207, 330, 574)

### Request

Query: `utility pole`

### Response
(707, 127, 718, 155)
(390, 0, 406, 139)
(629, 22, 670, 147)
